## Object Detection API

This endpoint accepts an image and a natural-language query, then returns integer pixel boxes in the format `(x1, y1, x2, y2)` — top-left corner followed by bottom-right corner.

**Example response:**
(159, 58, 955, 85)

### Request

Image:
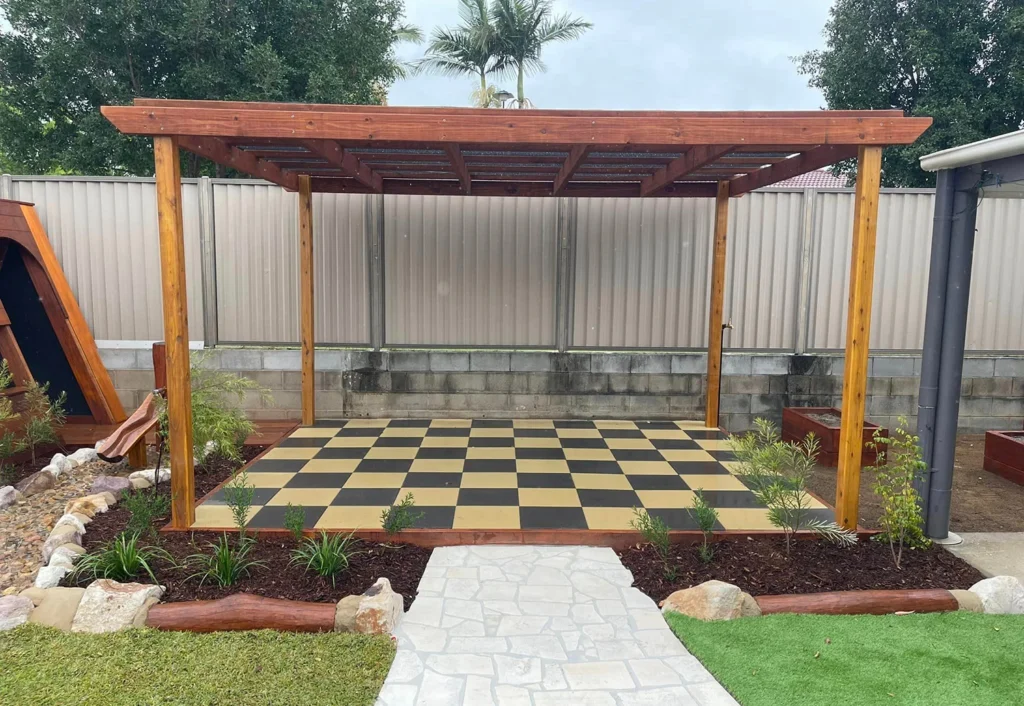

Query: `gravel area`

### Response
(0, 458, 129, 595)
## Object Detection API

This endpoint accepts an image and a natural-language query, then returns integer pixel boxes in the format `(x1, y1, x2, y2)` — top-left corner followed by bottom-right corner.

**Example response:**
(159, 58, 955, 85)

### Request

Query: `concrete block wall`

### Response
(99, 346, 1024, 432)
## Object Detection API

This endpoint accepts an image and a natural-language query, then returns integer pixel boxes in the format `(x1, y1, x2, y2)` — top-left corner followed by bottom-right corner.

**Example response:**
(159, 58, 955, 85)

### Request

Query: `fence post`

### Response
(198, 176, 219, 348)
(793, 188, 817, 353)
(0, 174, 12, 200)
(366, 194, 385, 351)
(554, 197, 578, 352)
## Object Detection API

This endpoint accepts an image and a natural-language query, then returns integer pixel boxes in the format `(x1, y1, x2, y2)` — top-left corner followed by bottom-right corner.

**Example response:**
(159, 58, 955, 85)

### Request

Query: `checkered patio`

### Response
(192, 419, 834, 532)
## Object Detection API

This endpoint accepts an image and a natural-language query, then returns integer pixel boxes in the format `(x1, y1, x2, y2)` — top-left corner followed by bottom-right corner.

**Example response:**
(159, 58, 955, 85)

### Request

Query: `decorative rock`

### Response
(660, 580, 761, 621)
(969, 576, 1024, 615)
(15, 469, 56, 497)
(34, 565, 69, 589)
(0, 485, 22, 510)
(0, 595, 35, 631)
(129, 468, 170, 485)
(21, 587, 86, 631)
(71, 512, 92, 526)
(69, 447, 100, 466)
(130, 477, 152, 490)
(64, 492, 116, 517)
(53, 513, 88, 535)
(49, 545, 83, 569)
(355, 577, 404, 634)
(51, 453, 74, 474)
(71, 580, 165, 633)
(42, 526, 82, 563)
(48, 553, 76, 571)
(90, 475, 133, 500)
(950, 589, 984, 613)
(334, 594, 362, 633)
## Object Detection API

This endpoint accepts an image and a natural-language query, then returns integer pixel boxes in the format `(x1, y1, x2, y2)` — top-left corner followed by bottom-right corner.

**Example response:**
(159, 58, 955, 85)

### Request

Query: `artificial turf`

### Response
(0, 624, 395, 706)
(665, 611, 1024, 706)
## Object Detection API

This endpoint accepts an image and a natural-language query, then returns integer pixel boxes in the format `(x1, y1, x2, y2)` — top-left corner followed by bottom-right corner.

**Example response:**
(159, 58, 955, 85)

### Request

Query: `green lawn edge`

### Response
(0, 624, 395, 706)
(665, 611, 1024, 706)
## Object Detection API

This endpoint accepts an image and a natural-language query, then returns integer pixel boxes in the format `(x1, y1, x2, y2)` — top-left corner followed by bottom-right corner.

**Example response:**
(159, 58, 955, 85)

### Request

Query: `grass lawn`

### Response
(665, 611, 1024, 706)
(0, 624, 395, 706)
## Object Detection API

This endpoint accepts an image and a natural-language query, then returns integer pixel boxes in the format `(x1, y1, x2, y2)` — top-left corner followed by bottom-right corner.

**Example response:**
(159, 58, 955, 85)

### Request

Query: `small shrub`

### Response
(631, 507, 676, 580)
(688, 488, 718, 563)
(291, 531, 360, 586)
(869, 417, 931, 569)
(69, 532, 173, 584)
(0, 360, 25, 487)
(186, 534, 265, 587)
(731, 418, 857, 554)
(21, 379, 67, 465)
(381, 493, 423, 536)
(121, 488, 172, 538)
(221, 471, 255, 537)
(283, 503, 306, 542)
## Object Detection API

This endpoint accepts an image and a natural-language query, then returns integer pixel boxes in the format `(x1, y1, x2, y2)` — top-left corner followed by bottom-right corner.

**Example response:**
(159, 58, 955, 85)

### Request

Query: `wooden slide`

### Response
(95, 392, 159, 462)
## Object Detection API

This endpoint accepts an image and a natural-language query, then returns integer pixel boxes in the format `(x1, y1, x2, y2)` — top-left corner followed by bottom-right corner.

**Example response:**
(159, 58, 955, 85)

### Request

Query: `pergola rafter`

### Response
(102, 99, 931, 532)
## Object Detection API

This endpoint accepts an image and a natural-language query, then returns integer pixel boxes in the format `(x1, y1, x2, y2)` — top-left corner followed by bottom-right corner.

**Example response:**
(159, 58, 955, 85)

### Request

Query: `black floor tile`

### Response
(426, 427, 472, 437)
(710, 450, 738, 462)
(670, 461, 730, 475)
(560, 438, 608, 449)
(204, 487, 280, 505)
(374, 437, 424, 447)
(520, 506, 588, 529)
(611, 449, 663, 462)
(246, 459, 309, 473)
(314, 419, 346, 427)
(472, 419, 514, 428)
(518, 473, 576, 489)
(686, 429, 727, 440)
(332, 488, 401, 506)
(316, 447, 372, 460)
(627, 475, 689, 491)
(248, 504, 326, 529)
(516, 447, 566, 460)
(354, 459, 413, 473)
(648, 508, 725, 531)
(635, 421, 681, 430)
(388, 419, 432, 427)
(464, 459, 518, 473)
(286, 473, 351, 488)
(694, 490, 764, 508)
(401, 472, 462, 488)
(598, 429, 646, 439)
(650, 438, 701, 450)
(576, 489, 641, 507)
(553, 420, 596, 428)
(513, 428, 558, 438)
(335, 427, 385, 437)
(566, 460, 622, 475)
(411, 506, 457, 529)
(277, 437, 330, 448)
(468, 437, 515, 447)
(458, 488, 519, 506)
(416, 447, 468, 459)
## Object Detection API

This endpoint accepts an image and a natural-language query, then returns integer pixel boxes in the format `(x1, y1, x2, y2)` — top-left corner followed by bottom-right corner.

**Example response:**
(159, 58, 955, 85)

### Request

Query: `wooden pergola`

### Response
(101, 99, 931, 531)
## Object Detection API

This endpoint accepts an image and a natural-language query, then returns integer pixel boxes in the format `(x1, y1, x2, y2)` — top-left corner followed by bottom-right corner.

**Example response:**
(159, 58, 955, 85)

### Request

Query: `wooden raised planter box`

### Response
(782, 407, 885, 467)
(983, 431, 1024, 485)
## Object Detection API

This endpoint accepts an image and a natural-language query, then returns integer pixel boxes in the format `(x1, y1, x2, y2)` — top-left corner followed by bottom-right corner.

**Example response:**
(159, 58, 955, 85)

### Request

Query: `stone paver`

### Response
(376, 545, 738, 706)
(946, 532, 1024, 582)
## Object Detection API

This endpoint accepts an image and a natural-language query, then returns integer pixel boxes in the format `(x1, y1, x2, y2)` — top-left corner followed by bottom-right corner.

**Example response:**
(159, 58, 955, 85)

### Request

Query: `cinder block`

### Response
(465, 393, 511, 412)
(768, 375, 788, 394)
(573, 394, 629, 415)
(346, 350, 372, 371)
(530, 373, 570, 395)
(672, 375, 703, 395)
(751, 355, 789, 375)
(989, 398, 1024, 418)
(590, 354, 630, 374)
(113, 369, 156, 391)
(511, 352, 554, 372)
(889, 377, 920, 396)
(1011, 378, 1024, 398)
(721, 413, 756, 434)
(751, 394, 784, 415)
(390, 351, 430, 372)
(870, 356, 915, 377)
(98, 347, 140, 371)
(216, 349, 263, 371)
(722, 375, 769, 395)
(608, 373, 649, 395)
(961, 357, 996, 378)
(509, 394, 554, 415)
(447, 373, 487, 393)
(470, 352, 511, 372)
(317, 350, 345, 371)
(789, 394, 834, 408)
(648, 374, 673, 395)
(671, 354, 706, 374)
(787, 376, 813, 395)
(261, 349, 301, 371)
(282, 372, 303, 390)
(722, 354, 752, 375)
(831, 357, 845, 378)
(629, 354, 671, 375)
(789, 354, 832, 376)
(958, 415, 1014, 433)
(268, 391, 302, 411)
(971, 377, 1013, 397)
(994, 357, 1024, 377)
(868, 395, 916, 417)
(628, 395, 672, 416)
(115, 389, 138, 411)
(241, 371, 284, 390)
(865, 377, 891, 395)
(429, 352, 470, 372)
(719, 394, 752, 414)
(552, 353, 590, 373)
(669, 394, 703, 416)
(313, 390, 344, 411)
(483, 373, 516, 393)
(568, 373, 609, 395)
(135, 347, 157, 370)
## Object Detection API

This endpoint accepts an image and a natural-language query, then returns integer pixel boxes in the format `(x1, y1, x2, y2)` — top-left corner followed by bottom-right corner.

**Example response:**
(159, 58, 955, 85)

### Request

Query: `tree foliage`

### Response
(0, 0, 413, 176)
(797, 0, 1024, 187)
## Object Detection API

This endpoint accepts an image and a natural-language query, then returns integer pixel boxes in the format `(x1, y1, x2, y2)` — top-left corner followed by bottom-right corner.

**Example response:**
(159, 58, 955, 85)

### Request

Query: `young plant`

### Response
(731, 418, 857, 554)
(290, 530, 360, 586)
(186, 533, 265, 588)
(283, 503, 307, 542)
(156, 351, 271, 464)
(121, 488, 172, 538)
(221, 471, 255, 537)
(0, 360, 26, 486)
(381, 493, 424, 536)
(688, 489, 718, 563)
(869, 417, 931, 569)
(69, 532, 174, 584)
(630, 507, 676, 580)
(20, 379, 67, 465)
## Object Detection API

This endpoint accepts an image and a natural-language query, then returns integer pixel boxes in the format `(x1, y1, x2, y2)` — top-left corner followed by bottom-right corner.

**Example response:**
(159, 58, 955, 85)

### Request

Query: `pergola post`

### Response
(835, 146, 883, 530)
(298, 174, 315, 426)
(153, 136, 195, 530)
(705, 180, 730, 428)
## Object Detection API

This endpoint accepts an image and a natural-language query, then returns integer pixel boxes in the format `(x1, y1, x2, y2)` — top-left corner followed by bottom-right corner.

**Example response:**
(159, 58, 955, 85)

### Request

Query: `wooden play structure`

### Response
(100, 100, 932, 530)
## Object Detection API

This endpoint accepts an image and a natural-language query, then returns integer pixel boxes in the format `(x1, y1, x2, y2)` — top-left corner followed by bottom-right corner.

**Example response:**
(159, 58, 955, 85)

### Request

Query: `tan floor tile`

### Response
(679, 474, 749, 491)
(604, 438, 655, 450)
(556, 428, 602, 439)
(421, 436, 470, 448)
(583, 507, 636, 530)
(514, 437, 561, 448)
(246, 472, 296, 488)
(466, 447, 516, 459)
(659, 449, 717, 463)
(518, 488, 581, 507)
(470, 427, 514, 438)
(806, 495, 829, 509)
(345, 419, 391, 428)
(593, 420, 637, 430)
(563, 448, 616, 461)
(618, 461, 678, 476)
(697, 439, 734, 451)
(513, 419, 554, 429)
(265, 488, 340, 506)
(715, 507, 776, 531)
(300, 459, 362, 473)
(326, 436, 380, 448)
(343, 473, 407, 489)
(262, 446, 319, 460)
(397, 487, 459, 506)
(641, 429, 691, 440)
(453, 506, 520, 530)
(290, 427, 341, 438)
(430, 419, 473, 428)
(365, 447, 419, 460)
(408, 459, 466, 473)
(720, 461, 745, 475)
(461, 473, 518, 489)
(571, 473, 633, 490)
(381, 427, 428, 437)
(675, 421, 714, 430)
(636, 490, 696, 509)
(192, 504, 258, 529)
(517, 460, 570, 474)
(315, 506, 386, 530)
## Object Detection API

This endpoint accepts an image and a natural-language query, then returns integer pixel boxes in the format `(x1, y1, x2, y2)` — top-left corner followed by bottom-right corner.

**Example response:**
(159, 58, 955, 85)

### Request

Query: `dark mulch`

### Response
(619, 537, 986, 605)
(75, 444, 430, 609)
(2, 443, 65, 486)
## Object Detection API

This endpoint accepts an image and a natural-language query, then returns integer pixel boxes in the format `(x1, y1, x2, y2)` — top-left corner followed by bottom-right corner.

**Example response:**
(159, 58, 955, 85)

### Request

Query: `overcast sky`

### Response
(390, 0, 834, 110)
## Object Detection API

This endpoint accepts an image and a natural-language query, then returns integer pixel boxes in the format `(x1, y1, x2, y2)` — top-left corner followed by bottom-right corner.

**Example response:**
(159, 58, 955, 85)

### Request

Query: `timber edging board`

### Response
(983, 431, 1024, 485)
(782, 407, 886, 468)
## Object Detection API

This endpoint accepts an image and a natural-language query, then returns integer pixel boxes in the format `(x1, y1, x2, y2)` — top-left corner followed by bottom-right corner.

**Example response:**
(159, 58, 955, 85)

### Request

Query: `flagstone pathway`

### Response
(375, 545, 738, 706)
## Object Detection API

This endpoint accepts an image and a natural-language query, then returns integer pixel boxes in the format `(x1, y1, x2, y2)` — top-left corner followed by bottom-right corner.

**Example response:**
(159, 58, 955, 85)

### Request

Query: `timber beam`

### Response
(301, 140, 383, 192)
(730, 145, 859, 196)
(445, 144, 471, 194)
(553, 145, 592, 196)
(640, 145, 733, 197)
(179, 136, 298, 191)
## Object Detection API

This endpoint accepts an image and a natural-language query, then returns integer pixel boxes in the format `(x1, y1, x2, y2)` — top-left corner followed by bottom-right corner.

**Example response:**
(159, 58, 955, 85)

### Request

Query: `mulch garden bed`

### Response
(75, 445, 431, 609)
(619, 537, 986, 605)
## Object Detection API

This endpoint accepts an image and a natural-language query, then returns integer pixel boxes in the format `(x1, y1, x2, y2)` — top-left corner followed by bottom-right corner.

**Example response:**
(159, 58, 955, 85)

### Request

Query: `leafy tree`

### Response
(417, 0, 505, 107)
(797, 0, 1024, 187)
(21, 380, 67, 466)
(0, 0, 414, 176)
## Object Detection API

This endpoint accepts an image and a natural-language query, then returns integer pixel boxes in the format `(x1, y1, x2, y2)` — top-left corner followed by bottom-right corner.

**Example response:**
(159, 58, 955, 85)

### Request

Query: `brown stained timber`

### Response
(983, 431, 1024, 485)
(754, 589, 959, 616)
(146, 593, 336, 633)
(309, 178, 719, 198)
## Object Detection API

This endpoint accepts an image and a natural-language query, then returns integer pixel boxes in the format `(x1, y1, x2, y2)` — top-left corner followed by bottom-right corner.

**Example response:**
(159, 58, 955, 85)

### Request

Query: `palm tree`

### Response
(417, 0, 502, 107)
(491, 0, 591, 107)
